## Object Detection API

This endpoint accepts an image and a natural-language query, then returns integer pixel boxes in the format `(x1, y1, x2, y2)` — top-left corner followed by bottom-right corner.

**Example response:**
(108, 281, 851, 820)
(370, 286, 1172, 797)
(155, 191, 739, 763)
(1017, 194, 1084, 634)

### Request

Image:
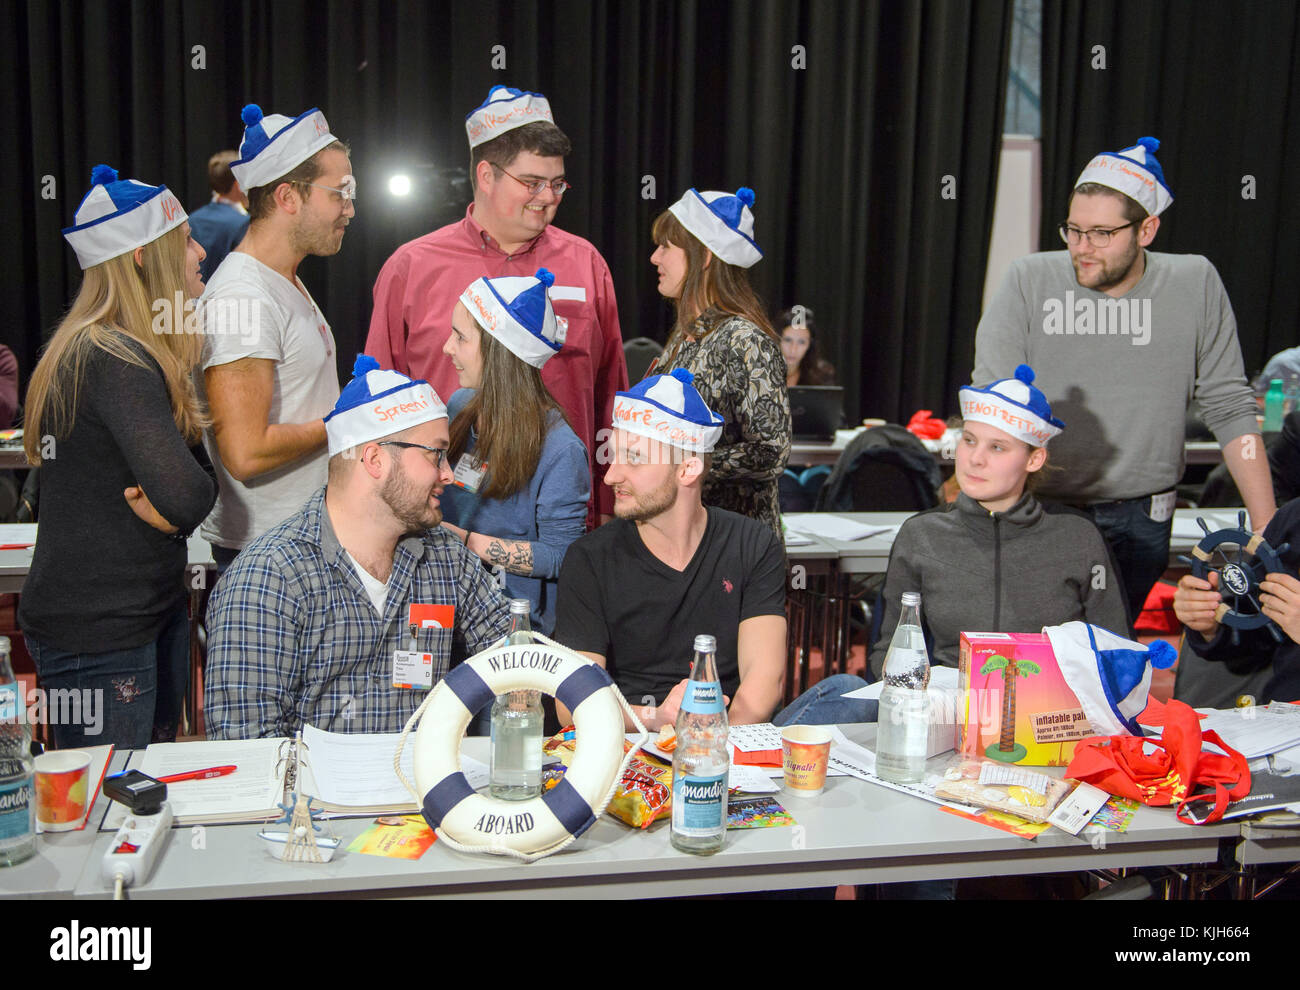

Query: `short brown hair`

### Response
(246, 140, 350, 221)
(1069, 183, 1148, 225)
(207, 150, 239, 195)
(470, 121, 572, 179)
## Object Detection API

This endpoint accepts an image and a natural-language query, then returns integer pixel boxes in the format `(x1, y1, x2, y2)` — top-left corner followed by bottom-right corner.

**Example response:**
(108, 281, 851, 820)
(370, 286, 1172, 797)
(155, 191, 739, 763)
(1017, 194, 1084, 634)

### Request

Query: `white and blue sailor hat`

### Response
(612, 368, 724, 453)
(959, 364, 1065, 448)
(324, 355, 447, 457)
(62, 165, 188, 270)
(459, 268, 565, 369)
(1044, 622, 1177, 736)
(230, 103, 340, 191)
(465, 85, 555, 149)
(667, 187, 762, 268)
(1074, 135, 1174, 218)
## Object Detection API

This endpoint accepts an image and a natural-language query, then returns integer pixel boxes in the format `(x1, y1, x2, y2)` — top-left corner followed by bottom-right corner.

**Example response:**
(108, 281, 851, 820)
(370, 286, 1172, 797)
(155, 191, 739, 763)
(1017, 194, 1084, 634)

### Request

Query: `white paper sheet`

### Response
(1195, 703, 1300, 759)
(840, 664, 960, 700)
(782, 514, 896, 542)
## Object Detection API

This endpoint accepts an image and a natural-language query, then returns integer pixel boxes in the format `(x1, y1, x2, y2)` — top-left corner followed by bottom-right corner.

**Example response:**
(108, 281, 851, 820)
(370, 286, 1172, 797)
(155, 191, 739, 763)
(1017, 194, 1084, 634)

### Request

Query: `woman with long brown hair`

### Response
(19, 166, 217, 749)
(438, 268, 589, 635)
(648, 187, 790, 538)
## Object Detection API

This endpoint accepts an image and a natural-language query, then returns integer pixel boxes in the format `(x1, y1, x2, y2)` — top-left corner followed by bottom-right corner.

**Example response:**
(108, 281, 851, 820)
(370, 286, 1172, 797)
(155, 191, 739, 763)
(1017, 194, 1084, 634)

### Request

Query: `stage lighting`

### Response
(388, 173, 413, 197)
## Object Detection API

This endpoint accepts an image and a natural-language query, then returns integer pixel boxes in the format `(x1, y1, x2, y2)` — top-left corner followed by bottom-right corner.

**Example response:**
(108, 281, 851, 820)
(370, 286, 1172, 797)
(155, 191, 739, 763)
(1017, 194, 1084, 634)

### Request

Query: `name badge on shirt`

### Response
(1148, 490, 1176, 524)
(452, 454, 488, 494)
(392, 649, 434, 690)
(409, 603, 454, 629)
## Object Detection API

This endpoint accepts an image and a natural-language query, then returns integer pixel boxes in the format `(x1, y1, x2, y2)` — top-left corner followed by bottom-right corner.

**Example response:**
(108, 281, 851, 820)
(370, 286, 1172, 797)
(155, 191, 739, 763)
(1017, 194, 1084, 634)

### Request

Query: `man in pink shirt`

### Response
(366, 85, 626, 528)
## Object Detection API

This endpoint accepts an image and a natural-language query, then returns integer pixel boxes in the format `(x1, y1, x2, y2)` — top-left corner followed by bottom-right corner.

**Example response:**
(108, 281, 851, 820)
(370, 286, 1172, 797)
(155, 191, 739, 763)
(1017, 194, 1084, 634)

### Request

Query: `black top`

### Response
(19, 337, 217, 652)
(554, 506, 787, 704)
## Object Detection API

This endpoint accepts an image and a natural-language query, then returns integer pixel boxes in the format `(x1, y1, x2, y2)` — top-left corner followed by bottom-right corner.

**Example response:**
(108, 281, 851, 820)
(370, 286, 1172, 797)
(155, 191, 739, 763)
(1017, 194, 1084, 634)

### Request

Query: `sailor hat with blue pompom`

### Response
(959, 364, 1065, 448)
(324, 355, 447, 457)
(62, 165, 188, 270)
(465, 85, 555, 149)
(1044, 622, 1177, 736)
(667, 187, 763, 268)
(612, 368, 724, 453)
(459, 268, 564, 369)
(230, 103, 340, 192)
(1074, 135, 1174, 217)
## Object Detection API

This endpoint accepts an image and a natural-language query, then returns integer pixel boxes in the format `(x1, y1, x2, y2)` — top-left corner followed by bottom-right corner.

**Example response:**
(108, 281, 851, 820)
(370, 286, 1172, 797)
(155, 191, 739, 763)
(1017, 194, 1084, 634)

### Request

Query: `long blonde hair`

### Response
(24, 225, 206, 463)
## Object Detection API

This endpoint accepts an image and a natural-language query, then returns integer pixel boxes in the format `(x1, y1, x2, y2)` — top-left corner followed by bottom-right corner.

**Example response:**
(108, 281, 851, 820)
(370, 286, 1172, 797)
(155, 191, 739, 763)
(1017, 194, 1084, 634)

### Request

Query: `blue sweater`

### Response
(440, 388, 590, 634)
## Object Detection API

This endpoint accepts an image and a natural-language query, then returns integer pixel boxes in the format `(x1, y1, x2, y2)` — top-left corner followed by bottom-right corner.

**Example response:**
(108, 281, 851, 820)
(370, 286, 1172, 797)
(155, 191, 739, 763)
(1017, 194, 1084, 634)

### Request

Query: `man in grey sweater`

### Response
(974, 136, 1273, 622)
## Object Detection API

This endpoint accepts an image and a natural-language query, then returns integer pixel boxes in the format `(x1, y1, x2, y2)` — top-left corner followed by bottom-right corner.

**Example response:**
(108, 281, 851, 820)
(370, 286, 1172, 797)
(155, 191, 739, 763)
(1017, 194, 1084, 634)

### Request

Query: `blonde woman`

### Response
(19, 166, 217, 749)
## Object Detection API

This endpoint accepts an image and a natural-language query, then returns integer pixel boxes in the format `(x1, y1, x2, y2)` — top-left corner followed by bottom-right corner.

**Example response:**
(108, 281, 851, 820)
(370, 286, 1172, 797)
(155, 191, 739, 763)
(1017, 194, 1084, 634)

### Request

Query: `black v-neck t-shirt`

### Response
(554, 507, 786, 705)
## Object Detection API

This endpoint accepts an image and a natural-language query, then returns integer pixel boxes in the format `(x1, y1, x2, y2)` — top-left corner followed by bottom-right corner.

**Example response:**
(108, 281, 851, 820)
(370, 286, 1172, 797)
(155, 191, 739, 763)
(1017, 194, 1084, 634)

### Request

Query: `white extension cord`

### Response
(101, 803, 172, 899)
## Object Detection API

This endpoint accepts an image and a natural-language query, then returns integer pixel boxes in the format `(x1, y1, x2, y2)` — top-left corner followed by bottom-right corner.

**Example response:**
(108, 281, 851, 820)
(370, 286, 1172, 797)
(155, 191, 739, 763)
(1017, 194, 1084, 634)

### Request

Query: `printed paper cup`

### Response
(34, 750, 92, 831)
(781, 725, 832, 795)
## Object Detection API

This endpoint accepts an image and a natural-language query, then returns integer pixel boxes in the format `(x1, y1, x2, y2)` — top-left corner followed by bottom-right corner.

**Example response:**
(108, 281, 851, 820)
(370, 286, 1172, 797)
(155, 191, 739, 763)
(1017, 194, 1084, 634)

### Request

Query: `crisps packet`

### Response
(607, 752, 674, 829)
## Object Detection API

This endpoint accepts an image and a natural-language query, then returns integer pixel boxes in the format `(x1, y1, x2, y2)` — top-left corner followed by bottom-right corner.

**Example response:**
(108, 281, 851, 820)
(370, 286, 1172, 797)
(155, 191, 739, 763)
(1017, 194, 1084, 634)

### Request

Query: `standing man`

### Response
(187, 150, 249, 283)
(974, 136, 1273, 622)
(367, 85, 626, 530)
(199, 104, 353, 569)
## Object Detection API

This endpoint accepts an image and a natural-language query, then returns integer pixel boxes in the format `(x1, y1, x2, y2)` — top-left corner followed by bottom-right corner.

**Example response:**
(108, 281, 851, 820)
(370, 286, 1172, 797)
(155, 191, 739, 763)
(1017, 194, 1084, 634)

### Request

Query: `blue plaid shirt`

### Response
(205, 488, 510, 738)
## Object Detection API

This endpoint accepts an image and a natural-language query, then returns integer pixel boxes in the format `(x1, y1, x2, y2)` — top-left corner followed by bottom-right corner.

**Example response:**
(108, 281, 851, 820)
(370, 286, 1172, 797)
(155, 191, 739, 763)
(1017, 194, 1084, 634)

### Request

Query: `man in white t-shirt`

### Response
(198, 103, 354, 568)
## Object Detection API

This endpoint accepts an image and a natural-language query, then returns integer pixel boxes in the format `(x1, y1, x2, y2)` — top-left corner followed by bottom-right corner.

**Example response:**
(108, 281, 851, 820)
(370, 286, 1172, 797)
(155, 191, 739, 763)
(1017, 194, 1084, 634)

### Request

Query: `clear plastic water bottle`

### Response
(0, 637, 35, 867)
(876, 592, 932, 784)
(1265, 378, 1285, 432)
(671, 634, 729, 854)
(489, 600, 543, 800)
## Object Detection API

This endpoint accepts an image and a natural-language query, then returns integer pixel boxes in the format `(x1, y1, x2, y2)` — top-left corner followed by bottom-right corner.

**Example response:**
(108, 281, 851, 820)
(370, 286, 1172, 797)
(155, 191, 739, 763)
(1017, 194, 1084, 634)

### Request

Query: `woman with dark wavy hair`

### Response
(648, 187, 790, 538)
(777, 306, 837, 387)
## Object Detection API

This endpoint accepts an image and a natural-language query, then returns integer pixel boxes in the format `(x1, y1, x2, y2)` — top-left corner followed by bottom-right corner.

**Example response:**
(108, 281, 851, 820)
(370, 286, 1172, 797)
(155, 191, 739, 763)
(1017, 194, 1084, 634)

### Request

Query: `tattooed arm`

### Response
(440, 522, 536, 576)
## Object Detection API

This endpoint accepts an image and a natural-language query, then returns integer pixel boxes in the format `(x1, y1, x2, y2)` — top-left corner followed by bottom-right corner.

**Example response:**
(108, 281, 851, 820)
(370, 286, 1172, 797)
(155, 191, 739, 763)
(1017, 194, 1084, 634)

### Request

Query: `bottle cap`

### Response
(693, 634, 717, 653)
(509, 599, 530, 614)
(901, 592, 921, 607)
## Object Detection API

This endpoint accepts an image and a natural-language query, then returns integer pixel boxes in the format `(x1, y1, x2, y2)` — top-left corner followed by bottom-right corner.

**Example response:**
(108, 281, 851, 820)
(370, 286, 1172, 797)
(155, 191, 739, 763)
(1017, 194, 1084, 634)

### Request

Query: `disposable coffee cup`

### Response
(781, 725, 832, 795)
(34, 749, 92, 831)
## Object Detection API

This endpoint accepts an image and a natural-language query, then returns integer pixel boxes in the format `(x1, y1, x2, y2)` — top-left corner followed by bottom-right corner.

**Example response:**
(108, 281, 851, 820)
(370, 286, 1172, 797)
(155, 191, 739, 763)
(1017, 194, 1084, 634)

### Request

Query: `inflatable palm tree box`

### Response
(957, 632, 1091, 767)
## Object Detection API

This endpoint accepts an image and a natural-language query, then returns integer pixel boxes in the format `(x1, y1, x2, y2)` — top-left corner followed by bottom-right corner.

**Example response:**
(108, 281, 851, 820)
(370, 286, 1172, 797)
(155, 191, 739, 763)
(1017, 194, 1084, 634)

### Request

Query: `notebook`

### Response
(789, 385, 845, 440)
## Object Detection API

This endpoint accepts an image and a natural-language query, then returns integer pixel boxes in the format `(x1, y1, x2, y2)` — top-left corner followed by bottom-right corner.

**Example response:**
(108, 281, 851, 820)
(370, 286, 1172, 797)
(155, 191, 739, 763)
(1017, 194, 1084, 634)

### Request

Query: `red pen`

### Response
(157, 765, 237, 784)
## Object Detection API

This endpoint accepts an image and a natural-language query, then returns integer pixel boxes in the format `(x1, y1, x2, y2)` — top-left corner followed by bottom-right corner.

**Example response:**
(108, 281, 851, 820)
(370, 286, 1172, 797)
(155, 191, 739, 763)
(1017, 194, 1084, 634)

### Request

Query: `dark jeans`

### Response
(26, 602, 190, 750)
(1078, 495, 1174, 629)
(774, 674, 879, 725)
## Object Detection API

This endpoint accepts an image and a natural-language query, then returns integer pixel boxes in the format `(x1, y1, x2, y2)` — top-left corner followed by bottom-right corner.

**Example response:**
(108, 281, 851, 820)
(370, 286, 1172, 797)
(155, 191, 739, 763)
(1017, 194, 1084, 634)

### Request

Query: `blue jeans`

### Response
(1078, 495, 1174, 628)
(774, 674, 878, 725)
(26, 602, 190, 750)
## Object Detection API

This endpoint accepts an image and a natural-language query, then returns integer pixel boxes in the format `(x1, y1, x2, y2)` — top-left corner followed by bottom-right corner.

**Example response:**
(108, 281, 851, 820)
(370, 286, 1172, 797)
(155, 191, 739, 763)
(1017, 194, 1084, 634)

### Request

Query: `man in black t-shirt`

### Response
(554, 370, 787, 729)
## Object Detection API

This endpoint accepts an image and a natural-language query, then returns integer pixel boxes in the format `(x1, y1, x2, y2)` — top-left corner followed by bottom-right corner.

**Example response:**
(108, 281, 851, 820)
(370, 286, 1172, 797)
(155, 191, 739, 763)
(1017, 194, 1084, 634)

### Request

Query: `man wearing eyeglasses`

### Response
(366, 86, 627, 532)
(974, 136, 1271, 626)
(205, 358, 511, 739)
(198, 104, 355, 572)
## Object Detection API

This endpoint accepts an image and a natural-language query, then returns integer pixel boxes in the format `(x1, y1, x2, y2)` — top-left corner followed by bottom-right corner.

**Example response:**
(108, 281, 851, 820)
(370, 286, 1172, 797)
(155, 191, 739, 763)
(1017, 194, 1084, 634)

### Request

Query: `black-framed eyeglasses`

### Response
(1057, 220, 1139, 248)
(490, 163, 570, 197)
(378, 441, 448, 469)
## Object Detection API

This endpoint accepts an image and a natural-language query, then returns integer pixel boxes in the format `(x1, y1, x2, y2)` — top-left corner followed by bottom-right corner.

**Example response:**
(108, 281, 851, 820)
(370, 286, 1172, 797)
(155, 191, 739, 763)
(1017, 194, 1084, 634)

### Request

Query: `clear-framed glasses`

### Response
(490, 164, 570, 197)
(1057, 219, 1138, 248)
(377, 440, 447, 469)
(308, 175, 357, 201)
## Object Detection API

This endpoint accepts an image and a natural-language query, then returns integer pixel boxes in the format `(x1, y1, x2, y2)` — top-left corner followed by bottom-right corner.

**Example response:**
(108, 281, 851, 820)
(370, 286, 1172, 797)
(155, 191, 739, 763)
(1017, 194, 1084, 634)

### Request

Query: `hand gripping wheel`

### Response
(1178, 510, 1290, 645)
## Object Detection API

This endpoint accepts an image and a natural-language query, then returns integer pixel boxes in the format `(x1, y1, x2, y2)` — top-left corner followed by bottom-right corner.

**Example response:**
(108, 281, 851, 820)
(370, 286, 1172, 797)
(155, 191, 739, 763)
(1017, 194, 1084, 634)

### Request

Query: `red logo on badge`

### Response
(410, 604, 454, 629)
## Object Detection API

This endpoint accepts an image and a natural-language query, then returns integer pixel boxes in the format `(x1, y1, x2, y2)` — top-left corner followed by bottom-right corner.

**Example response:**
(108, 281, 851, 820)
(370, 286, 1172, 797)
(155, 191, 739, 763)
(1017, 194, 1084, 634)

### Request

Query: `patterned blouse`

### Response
(653, 309, 791, 538)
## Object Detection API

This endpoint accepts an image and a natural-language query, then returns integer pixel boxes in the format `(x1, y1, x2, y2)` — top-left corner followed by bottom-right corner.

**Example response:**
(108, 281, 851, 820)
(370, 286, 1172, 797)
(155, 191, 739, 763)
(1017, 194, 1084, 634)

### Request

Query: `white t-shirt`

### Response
(346, 550, 389, 616)
(197, 251, 340, 548)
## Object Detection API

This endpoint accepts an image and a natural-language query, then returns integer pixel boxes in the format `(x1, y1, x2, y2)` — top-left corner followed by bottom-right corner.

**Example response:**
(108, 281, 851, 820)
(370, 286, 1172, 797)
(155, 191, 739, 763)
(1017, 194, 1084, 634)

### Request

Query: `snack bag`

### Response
(606, 747, 674, 829)
(934, 757, 1071, 824)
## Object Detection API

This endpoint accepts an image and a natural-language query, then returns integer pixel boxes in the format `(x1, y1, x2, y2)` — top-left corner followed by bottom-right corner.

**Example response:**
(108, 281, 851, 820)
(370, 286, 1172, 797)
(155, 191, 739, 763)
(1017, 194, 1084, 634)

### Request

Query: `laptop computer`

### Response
(788, 385, 845, 441)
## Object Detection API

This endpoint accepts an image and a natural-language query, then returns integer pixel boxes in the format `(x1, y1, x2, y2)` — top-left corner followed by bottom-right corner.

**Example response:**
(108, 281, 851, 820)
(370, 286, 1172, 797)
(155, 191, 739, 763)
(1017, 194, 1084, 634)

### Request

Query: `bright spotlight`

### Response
(388, 173, 413, 197)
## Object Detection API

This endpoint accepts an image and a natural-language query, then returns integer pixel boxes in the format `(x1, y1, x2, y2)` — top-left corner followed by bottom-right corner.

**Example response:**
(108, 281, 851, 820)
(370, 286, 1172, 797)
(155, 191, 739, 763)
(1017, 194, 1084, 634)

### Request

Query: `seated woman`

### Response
(776, 365, 1130, 725)
(778, 306, 836, 387)
(19, 166, 217, 749)
(648, 187, 790, 539)
(438, 268, 590, 636)
(1174, 495, 1300, 704)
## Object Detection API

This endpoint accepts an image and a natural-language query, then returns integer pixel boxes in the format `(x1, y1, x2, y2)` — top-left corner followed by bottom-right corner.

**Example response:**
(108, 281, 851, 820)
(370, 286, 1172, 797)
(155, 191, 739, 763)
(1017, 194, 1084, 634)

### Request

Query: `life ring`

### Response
(395, 632, 645, 862)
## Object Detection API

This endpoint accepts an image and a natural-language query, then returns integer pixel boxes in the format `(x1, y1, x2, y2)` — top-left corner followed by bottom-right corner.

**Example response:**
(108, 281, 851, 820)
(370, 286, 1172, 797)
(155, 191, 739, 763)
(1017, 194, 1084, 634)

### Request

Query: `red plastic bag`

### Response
(1065, 699, 1250, 824)
(906, 409, 946, 440)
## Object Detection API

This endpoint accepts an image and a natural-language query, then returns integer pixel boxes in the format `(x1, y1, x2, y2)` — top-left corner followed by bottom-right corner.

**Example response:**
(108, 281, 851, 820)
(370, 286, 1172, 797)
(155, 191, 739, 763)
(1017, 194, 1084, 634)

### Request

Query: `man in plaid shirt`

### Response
(205, 356, 510, 738)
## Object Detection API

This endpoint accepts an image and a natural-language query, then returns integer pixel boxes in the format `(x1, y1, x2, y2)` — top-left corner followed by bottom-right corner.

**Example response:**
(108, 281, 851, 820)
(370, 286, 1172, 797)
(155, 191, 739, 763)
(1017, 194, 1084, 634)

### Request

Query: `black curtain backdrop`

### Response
(2, 0, 1013, 425)
(1040, 0, 1300, 380)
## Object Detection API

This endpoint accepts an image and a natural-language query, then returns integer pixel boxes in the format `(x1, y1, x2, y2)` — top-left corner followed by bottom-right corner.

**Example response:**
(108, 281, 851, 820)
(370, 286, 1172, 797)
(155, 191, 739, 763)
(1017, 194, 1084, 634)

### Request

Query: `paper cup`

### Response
(34, 750, 92, 831)
(781, 725, 832, 795)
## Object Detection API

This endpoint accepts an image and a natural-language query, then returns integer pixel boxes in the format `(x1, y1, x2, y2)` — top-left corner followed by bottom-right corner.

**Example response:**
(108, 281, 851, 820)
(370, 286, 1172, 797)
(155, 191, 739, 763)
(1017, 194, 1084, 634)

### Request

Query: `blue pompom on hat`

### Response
(230, 103, 340, 192)
(612, 367, 724, 453)
(62, 164, 188, 270)
(458, 267, 564, 369)
(324, 354, 448, 456)
(1044, 622, 1178, 736)
(666, 187, 762, 268)
(959, 364, 1065, 448)
(1074, 135, 1174, 217)
(465, 85, 555, 149)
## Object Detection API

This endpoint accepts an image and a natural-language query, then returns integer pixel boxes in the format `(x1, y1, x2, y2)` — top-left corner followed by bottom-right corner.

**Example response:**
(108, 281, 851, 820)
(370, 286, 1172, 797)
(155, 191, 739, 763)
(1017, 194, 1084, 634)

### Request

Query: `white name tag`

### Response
(392, 650, 434, 690)
(548, 285, 586, 302)
(452, 454, 488, 493)
(1148, 490, 1175, 524)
